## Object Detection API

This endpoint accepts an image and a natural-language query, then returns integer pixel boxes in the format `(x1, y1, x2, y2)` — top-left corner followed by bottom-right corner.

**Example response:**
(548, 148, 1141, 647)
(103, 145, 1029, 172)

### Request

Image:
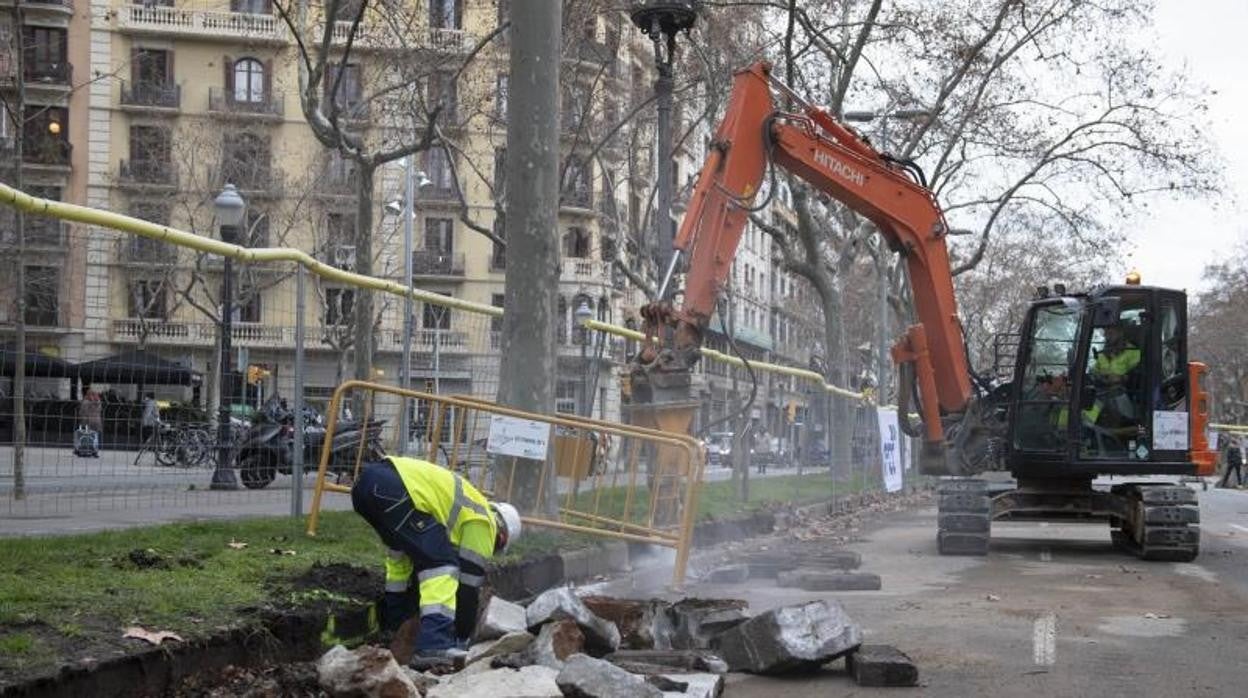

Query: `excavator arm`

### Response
(634, 62, 982, 472)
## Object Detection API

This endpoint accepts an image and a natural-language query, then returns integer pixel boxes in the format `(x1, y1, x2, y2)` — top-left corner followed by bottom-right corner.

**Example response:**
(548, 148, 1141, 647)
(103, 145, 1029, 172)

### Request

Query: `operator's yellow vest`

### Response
(386, 456, 497, 548)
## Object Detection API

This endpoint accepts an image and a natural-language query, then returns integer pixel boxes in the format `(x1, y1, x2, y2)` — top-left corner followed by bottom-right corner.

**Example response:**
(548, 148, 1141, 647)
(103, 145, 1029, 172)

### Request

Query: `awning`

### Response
(75, 350, 201, 386)
(0, 348, 75, 379)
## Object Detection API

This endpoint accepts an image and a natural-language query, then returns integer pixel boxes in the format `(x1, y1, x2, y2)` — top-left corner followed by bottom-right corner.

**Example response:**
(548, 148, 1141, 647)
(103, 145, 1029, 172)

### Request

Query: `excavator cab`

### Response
(1006, 285, 1195, 476)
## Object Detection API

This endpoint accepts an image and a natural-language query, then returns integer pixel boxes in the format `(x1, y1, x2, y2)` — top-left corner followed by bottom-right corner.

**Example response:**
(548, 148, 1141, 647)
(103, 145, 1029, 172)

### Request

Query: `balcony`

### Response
(310, 21, 475, 52)
(0, 216, 65, 249)
(111, 319, 292, 348)
(416, 183, 459, 203)
(22, 138, 72, 169)
(218, 165, 284, 199)
(314, 164, 361, 198)
(561, 259, 609, 285)
(116, 236, 177, 266)
(411, 250, 465, 277)
(207, 87, 284, 120)
(22, 61, 72, 87)
(116, 6, 288, 45)
(118, 159, 178, 191)
(119, 80, 181, 112)
(560, 189, 594, 213)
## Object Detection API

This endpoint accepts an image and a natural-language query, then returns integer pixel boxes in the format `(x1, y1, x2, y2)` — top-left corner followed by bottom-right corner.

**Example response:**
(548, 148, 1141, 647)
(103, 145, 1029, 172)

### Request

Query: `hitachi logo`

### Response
(813, 150, 866, 187)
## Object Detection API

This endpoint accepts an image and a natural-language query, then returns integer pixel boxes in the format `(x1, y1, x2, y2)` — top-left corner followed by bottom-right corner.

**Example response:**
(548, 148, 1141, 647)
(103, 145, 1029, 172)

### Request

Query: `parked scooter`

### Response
(234, 400, 386, 489)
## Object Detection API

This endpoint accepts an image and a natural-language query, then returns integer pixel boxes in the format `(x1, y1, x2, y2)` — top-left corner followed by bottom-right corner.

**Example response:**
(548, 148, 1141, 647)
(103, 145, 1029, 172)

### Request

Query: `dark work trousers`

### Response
(351, 461, 460, 650)
(1220, 459, 1243, 489)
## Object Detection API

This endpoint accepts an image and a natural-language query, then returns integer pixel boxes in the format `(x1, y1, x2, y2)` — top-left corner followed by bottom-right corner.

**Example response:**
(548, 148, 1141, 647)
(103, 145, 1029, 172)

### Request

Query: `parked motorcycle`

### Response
(234, 401, 386, 490)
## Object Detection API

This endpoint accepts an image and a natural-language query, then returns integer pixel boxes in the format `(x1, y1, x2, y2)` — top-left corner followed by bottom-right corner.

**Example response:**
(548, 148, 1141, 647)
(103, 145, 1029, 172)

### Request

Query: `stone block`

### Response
(426, 665, 561, 698)
(606, 649, 728, 674)
(790, 571, 882, 591)
(556, 653, 663, 698)
(847, 644, 919, 687)
(316, 645, 421, 698)
(582, 596, 674, 650)
(528, 619, 586, 670)
(706, 565, 750, 584)
(668, 598, 749, 650)
(526, 587, 621, 654)
(712, 600, 861, 674)
(475, 596, 528, 642)
(465, 630, 535, 667)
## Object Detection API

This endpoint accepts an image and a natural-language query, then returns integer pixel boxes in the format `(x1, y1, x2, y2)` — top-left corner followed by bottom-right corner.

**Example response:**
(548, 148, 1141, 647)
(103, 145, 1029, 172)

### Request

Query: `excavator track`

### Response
(937, 478, 991, 556)
(1109, 483, 1200, 563)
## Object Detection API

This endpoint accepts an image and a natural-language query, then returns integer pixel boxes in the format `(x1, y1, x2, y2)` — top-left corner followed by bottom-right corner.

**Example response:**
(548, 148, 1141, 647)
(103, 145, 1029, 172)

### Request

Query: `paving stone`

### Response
(316, 645, 421, 698)
(605, 649, 728, 674)
(526, 587, 621, 654)
(528, 619, 586, 670)
(582, 596, 675, 650)
(706, 564, 749, 584)
(465, 630, 535, 667)
(426, 665, 561, 698)
(555, 653, 663, 698)
(793, 571, 882, 591)
(475, 596, 528, 641)
(745, 550, 861, 571)
(712, 600, 862, 674)
(847, 644, 919, 687)
(658, 673, 724, 698)
(668, 598, 749, 650)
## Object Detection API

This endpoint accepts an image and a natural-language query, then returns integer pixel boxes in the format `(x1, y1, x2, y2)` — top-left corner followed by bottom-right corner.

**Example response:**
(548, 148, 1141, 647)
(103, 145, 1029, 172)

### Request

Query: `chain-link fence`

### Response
(1, 191, 911, 533)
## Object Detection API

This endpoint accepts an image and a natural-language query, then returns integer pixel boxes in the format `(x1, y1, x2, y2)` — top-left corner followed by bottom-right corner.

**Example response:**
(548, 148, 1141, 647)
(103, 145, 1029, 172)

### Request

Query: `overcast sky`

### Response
(1126, 0, 1248, 293)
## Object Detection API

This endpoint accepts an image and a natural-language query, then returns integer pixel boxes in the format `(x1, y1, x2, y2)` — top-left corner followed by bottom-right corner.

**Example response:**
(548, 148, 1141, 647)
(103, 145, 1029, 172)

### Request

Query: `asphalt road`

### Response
(591, 480, 1248, 697)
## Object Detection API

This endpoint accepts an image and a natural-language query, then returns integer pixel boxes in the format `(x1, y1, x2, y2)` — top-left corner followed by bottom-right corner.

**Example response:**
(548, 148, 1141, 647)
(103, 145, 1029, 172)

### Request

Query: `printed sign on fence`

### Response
(877, 408, 903, 493)
(487, 414, 552, 460)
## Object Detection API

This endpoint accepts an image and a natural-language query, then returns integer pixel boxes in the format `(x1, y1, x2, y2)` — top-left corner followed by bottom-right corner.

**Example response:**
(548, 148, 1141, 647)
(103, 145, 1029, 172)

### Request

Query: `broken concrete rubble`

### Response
(465, 630, 534, 667)
(713, 600, 862, 674)
(528, 619, 586, 669)
(605, 649, 728, 674)
(316, 645, 422, 698)
(668, 598, 749, 650)
(475, 596, 528, 641)
(847, 644, 919, 686)
(525, 587, 621, 654)
(582, 596, 675, 650)
(658, 673, 724, 698)
(426, 665, 562, 698)
(556, 653, 663, 698)
(776, 569, 882, 591)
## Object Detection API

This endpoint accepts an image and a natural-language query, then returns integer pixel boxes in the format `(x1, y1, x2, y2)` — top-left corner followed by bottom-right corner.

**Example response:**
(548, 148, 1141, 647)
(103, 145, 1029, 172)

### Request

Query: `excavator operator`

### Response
(1084, 324, 1142, 427)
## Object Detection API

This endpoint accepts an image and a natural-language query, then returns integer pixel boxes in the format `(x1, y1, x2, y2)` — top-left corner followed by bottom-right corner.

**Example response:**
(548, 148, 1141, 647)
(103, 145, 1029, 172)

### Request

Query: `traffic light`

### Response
(246, 365, 270, 385)
(786, 401, 798, 424)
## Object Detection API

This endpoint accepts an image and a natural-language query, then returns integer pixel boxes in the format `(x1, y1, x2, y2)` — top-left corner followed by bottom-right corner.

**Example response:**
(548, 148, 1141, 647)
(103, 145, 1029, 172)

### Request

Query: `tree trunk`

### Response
(821, 275, 854, 480)
(494, 1, 561, 516)
(352, 164, 376, 411)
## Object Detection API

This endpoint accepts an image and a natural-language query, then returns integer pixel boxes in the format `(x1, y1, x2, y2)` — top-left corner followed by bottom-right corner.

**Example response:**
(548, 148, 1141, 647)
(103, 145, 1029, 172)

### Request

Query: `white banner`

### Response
(878, 408, 903, 493)
(486, 415, 551, 460)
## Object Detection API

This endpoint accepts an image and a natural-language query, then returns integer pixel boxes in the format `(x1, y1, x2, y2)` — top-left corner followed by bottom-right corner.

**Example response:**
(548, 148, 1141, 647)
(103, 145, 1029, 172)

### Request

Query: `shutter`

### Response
(263, 58, 273, 100)
(164, 50, 174, 87)
(130, 47, 141, 84)
(223, 55, 234, 97)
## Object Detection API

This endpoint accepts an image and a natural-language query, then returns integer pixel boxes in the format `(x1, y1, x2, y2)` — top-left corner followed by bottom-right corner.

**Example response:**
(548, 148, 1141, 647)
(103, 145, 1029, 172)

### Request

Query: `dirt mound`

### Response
(174, 662, 324, 698)
(289, 562, 382, 603)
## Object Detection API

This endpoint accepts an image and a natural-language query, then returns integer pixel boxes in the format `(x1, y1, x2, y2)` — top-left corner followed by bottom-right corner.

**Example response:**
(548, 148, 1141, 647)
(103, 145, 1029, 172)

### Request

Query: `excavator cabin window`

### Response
(1012, 302, 1080, 453)
(1078, 299, 1147, 459)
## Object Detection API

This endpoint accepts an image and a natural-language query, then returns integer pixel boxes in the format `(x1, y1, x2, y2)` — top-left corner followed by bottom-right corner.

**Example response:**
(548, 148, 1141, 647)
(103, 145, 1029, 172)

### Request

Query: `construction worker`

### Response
(1083, 324, 1141, 426)
(350, 456, 522, 664)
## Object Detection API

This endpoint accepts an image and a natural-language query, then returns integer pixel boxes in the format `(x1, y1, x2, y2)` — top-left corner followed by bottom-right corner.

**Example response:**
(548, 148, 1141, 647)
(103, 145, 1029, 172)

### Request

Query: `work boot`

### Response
(408, 647, 467, 673)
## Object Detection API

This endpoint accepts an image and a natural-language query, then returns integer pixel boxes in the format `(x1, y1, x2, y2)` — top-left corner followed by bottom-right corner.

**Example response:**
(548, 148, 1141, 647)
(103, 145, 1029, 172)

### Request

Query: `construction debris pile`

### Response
(314, 585, 917, 697)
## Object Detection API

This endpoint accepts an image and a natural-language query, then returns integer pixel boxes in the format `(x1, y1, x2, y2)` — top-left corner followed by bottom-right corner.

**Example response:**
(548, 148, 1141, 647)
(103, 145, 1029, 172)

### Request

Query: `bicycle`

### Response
(145, 423, 214, 468)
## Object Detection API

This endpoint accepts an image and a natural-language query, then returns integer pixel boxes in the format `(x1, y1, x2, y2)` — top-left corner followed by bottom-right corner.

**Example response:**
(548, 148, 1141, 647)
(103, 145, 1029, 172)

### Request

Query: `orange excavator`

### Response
(632, 62, 1215, 561)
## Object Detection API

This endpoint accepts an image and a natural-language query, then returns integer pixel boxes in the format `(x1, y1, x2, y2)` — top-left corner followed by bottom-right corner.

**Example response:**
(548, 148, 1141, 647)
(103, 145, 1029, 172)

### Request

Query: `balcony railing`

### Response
(116, 236, 177, 265)
(119, 159, 177, 188)
(561, 259, 609, 283)
(22, 0, 75, 8)
(120, 80, 181, 110)
(315, 164, 360, 196)
(22, 138, 72, 167)
(411, 250, 465, 276)
(117, 6, 287, 43)
(24, 61, 72, 86)
(417, 183, 459, 202)
(218, 165, 284, 197)
(428, 27, 472, 52)
(560, 188, 593, 210)
(1, 216, 65, 248)
(208, 87, 284, 118)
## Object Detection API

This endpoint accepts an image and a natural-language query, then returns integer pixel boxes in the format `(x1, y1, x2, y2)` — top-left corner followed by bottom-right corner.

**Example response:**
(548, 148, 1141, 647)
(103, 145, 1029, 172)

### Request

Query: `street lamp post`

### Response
(211, 184, 245, 490)
(574, 300, 594, 417)
(389, 160, 432, 454)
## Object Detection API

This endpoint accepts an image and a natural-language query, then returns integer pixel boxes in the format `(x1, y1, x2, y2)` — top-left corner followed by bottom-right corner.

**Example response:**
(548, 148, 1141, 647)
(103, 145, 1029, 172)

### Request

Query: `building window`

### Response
(324, 288, 354, 326)
(561, 159, 591, 208)
(129, 124, 172, 180)
(22, 26, 67, 83)
(328, 0, 363, 21)
(325, 62, 363, 112)
(221, 131, 271, 189)
(231, 0, 272, 13)
(423, 146, 455, 194)
(424, 217, 454, 254)
(236, 284, 262, 323)
(423, 299, 451, 330)
(232, 57, 265, 103)
(556, 296, 567, 344)
(491, 213, 506, 270)
(326, 211, 355, 239)
(429, 0, 461, 29)
(562, 227, 590, 258)
(131, 201, 170, 226)
(244, 209, 269, 247)
(129, 280, 168, 320)
(600, 236, 616, 262)
(24, 266, 60, 327)
(427, 72, 458, 122)
(132, 48, 173, 89)
(490, 293, 504, 332)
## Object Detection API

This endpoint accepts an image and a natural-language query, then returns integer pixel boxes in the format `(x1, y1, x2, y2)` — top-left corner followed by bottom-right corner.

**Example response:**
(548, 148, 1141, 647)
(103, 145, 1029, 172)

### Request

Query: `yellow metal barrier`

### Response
(305, 381, 706, 587)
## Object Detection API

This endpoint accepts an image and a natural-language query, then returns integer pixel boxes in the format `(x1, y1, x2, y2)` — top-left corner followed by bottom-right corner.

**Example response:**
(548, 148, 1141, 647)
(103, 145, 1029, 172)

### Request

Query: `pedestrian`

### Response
(754, 427, 770, 474)
(1219, 434, 1243, 489)
(135, 393, 161, 464)
(79, 385, 103, 455)
(350, 456, 522, 668)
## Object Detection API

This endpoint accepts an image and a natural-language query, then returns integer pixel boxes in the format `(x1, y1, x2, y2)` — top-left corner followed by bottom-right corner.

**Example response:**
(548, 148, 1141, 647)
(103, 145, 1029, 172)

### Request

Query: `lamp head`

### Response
(214, 184, 246, 228)
(574, 299, 593, 325)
